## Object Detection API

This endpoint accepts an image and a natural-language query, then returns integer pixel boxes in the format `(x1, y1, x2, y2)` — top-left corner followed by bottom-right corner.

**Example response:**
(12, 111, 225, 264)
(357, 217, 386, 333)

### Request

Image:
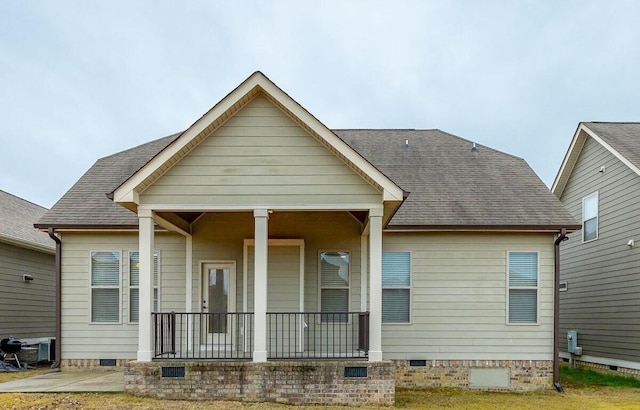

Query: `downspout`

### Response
(48, 228, 62, 369)
(553, 228, 567, 392)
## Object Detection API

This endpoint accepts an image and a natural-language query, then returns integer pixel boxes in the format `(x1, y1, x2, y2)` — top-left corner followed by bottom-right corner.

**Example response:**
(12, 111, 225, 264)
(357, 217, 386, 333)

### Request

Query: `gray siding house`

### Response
(36, 72, 578, 404)
(553, 122, 640, 375)
(0, 190, 55, 339)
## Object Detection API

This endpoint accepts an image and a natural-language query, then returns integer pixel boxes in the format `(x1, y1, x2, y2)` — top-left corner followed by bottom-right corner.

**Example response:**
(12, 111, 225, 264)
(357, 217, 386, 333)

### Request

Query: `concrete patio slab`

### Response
(0, 370, 124, 392)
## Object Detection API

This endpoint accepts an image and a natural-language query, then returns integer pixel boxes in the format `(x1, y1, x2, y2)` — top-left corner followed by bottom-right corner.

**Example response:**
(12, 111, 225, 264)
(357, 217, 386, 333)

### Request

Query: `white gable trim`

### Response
(552, 123, 640, 197)
(113, 72, 404, 205)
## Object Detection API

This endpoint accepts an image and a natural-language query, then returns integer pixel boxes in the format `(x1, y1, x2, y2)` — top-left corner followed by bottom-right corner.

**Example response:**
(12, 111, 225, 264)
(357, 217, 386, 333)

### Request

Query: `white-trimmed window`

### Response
(129, 251, 160, 323)
(583, 192, 598, 242)
(507, 251, 538, 324)
(90, 251, 121, 323)
(319, 251, 350, 322)
(382, 252, 411, 323)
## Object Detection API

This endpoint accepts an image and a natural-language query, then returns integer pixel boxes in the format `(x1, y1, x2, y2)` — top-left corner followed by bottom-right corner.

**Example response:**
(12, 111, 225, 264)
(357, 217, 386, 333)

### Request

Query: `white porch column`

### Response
(137, 209, 155, 362)
(360, 234, 368, 312)
(368, 207, 383, 362)
(253, 208, 269, 362)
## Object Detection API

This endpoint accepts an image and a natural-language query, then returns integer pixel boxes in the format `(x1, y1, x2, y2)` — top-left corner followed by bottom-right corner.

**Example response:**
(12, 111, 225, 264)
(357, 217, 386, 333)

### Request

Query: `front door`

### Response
(201, 262, 236, 348)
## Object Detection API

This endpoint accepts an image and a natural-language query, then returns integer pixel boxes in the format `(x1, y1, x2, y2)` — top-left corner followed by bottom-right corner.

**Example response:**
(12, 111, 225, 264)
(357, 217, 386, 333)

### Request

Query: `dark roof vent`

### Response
(471, 142, 478, 153)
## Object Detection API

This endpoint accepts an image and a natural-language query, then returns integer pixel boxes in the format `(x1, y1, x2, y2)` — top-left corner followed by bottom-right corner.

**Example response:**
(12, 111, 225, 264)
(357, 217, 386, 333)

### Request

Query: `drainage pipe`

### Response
(553, 228, 567, 392)
(48, 228, 62, 369)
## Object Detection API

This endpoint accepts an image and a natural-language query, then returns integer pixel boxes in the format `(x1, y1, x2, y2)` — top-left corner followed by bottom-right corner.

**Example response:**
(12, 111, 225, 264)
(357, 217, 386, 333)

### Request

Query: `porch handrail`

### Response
(152, 311, 369, 360)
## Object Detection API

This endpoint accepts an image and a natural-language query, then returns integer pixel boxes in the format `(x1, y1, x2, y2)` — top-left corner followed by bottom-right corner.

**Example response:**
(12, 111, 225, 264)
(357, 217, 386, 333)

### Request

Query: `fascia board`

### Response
(551, 123, 586, 196)
(113, 71, 404, 205)
(0, 234, 55, 254)
(113, 72, 265, 204)
(258, 78, 405, 201)
(553, 123, 640, 197)
(582, 124, 640, 178)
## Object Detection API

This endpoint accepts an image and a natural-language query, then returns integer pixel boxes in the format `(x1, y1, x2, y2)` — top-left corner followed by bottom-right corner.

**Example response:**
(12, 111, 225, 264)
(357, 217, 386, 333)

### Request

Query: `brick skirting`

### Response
(124, 360, 395, 406)
(395, 360, 553, 391)
(61, 359, 130, 370)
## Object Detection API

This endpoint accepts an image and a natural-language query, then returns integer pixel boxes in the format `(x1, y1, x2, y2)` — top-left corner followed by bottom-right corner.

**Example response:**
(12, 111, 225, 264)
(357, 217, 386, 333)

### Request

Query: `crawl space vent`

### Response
(162, 366, 185, 378)
(344, 366, 367, 378)
(409, 360, 427, 367)
(99, 359, 116, 367)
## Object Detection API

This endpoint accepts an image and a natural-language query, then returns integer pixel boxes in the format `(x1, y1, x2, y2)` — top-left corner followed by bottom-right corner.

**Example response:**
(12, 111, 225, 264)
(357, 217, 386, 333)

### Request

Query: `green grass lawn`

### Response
(560, 364, 640, 388)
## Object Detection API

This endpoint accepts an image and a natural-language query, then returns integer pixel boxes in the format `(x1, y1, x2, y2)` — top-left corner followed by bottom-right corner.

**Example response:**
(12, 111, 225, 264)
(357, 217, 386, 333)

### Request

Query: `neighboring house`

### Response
(553, 122, 640, 376)
(0, 190, 55, 340)
(36, 72, 577, 404)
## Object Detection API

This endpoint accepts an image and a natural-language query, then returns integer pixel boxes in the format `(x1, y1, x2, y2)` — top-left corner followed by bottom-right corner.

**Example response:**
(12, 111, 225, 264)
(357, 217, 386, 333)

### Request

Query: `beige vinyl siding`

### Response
(559, 136, 640, 362)
(381, 232, 555, 361)
(0, 242, 55, 338)
(191, 211, 364, 317)
(60, 232, 185, 360)
(140, 96, 381, 207)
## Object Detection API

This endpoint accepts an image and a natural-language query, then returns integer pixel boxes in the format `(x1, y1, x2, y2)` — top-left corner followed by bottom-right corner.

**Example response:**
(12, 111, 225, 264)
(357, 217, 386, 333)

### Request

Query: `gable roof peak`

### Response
(553, 121, 640, 196)
(112, 71, 404, 205)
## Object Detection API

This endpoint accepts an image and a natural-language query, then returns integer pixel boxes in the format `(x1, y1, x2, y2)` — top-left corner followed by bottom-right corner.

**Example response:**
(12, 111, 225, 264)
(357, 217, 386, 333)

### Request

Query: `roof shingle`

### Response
(583, 122, 640, 170)
(0, 190, 54, 250)
(38, 128, 577, 230)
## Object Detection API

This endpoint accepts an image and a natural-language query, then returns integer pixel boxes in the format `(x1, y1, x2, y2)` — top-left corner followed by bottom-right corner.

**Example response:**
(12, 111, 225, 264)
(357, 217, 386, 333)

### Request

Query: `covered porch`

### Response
(135, 208, 384, 363)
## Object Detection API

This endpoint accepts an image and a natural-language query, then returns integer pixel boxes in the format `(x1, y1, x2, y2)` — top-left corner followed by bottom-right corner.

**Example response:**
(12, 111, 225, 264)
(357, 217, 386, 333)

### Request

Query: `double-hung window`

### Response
(507, 252, 538, 324)
(583, 192, 598, 242)
(129, 251, 160, 323)
(319, 251, 350, 322)
(90, 251, 121, 323)
(382, 252, 411, 323)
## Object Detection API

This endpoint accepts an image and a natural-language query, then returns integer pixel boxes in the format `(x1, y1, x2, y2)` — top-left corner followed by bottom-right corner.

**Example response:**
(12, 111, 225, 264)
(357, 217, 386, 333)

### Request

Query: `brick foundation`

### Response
(61, 359, 131, 370)
(124, 360, 395, 406)
(395, 360, 553, 391)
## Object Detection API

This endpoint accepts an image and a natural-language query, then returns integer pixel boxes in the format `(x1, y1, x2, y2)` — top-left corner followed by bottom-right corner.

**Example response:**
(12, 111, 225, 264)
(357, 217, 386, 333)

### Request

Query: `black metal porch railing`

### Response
(152, 311, 369, 360)
(153, 312, 254, 359)
(267, 312, 368, 359)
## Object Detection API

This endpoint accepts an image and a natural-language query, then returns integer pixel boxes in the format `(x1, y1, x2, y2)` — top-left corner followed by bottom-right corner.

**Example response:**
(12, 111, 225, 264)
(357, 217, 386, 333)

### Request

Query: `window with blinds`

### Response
(320, 251, 350, 322)
(382, 251, 411, 323)
(508, 252, 538, 324)
(129, 251, 160, 323)
(91, 251, 121, 323)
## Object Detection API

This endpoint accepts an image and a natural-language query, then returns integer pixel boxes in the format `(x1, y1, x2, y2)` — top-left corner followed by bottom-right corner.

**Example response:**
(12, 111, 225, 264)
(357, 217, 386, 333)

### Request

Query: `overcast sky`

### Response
(2, 1, 640, 208)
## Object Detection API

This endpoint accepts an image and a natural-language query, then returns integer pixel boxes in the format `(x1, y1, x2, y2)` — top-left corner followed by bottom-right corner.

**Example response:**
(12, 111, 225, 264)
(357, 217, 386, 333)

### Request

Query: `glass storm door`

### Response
(201, 263, 235, 346)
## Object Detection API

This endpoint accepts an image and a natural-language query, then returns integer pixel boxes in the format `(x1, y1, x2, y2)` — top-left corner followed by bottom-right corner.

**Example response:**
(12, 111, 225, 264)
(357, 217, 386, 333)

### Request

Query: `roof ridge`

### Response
(429, 129, 525, 161)
(584, 121, 640, 125)
(0, 189, 48, 210)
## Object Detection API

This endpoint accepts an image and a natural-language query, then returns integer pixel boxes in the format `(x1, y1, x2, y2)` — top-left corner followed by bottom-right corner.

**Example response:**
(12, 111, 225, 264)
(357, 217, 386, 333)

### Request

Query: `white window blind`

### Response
(320, 251, 349, 322)
(382, 252, 411, 323)
(508, 252, 538, 324)
(129, 251, 159, 323)
(583, 192, 598, 242)
(91, 251, 120, 323)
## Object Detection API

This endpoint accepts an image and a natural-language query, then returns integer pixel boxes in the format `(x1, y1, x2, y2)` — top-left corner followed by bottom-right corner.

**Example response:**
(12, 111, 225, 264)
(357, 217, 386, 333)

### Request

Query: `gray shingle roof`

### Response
(583, 122, 640, 170)
(36, 133, 180, 228)
(336, 129, 577, 229)
(0, 190, 54, 250)
(37, 129, 577, 230)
